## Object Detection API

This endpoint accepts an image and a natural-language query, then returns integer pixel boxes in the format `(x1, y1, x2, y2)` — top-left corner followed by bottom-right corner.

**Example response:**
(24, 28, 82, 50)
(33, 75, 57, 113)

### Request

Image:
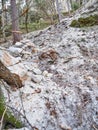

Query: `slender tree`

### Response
(1, 0, 6, 41)
(10, 0, 21, 44)
(46, 0, 56, 24)
(55, 0, 62, 22)
(25, 0, 30, 33)
(66, 0, 71, 15)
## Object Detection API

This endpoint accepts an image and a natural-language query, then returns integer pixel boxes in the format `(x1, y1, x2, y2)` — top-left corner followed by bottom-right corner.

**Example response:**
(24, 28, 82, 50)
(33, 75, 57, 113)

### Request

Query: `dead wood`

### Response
(0, 60, 22, 89)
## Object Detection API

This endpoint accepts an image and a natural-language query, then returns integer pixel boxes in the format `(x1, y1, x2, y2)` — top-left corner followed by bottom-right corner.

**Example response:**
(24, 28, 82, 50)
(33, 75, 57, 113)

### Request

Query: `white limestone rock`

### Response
(32, 68, 42, 75)
(15, 42, 23, 47)
(31, 74, 43, 83)
(42, 70, 49, 77)
(42, 70, 53, 78)
(8, 46, 22, 55)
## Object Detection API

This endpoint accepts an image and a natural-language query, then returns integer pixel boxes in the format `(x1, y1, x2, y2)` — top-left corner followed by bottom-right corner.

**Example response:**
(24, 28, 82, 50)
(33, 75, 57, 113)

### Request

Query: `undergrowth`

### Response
(0, 86, 23, 129)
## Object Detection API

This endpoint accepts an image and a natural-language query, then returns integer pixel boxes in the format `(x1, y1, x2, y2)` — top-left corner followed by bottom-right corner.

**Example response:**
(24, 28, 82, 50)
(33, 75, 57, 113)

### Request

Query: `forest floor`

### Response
(0, 5, 98, 130)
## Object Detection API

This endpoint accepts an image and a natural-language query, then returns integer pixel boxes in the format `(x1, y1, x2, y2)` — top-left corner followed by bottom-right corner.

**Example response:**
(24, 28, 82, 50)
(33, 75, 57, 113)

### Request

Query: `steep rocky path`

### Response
(0, 2, 98, 130)
(0, 24, 98, 130)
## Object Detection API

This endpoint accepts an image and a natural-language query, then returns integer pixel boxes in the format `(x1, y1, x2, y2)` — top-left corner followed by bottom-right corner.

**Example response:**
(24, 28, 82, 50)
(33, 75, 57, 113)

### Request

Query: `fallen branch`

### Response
(12, 30, 22, 34)
(92, 124, 98, 130)
(0, 60, 22, 89)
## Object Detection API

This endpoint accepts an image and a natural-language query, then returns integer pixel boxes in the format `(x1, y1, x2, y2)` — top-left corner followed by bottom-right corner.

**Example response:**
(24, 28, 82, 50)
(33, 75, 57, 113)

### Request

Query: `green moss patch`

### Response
(70, 14, 98, 27)
(0, 88, 23, 129)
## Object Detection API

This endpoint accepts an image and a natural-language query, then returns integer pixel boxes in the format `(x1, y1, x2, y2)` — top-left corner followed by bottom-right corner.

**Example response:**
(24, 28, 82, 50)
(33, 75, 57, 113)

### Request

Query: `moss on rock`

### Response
(70, 14, 98, 27)
(0, 88, 23, 129)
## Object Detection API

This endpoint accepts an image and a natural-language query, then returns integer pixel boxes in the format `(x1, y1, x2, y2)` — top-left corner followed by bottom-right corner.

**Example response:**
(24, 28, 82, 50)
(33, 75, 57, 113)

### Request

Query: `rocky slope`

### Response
(0, 1, 98, 130)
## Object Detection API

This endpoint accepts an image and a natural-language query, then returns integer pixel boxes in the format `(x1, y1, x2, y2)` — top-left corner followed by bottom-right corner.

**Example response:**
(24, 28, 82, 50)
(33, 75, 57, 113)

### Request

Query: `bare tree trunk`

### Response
(25, 0, 29, 33)
(66, 0, 71, 15)
(82, 0, 86, 4)
(55, 0, 62, 22)
(10, 0, 21, 44)
(0, 60, 22, 89)
(78, 0, 81, 7)
(1, 0, 6, 42)
(47, 0, 56, 24)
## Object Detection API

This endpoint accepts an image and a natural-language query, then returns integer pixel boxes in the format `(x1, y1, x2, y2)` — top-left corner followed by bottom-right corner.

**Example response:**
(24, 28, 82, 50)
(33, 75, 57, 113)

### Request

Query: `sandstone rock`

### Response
(0, 50, 21, 66)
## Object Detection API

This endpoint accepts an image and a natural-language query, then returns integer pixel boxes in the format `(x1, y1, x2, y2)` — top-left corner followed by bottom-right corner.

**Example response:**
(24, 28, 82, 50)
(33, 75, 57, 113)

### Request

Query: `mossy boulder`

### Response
(0, 87, 23, 129)
(70, 14, 98, 27)
(70, 20, 80, 27)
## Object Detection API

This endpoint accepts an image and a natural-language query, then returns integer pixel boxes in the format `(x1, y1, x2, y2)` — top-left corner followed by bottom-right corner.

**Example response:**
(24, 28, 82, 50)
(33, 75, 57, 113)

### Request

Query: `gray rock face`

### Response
(4, 25, 97, 130)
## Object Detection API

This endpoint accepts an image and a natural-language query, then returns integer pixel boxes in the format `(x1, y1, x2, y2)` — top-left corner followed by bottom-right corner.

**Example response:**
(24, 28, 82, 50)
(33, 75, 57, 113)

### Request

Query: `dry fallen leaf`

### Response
(34, 88, 41, 93)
